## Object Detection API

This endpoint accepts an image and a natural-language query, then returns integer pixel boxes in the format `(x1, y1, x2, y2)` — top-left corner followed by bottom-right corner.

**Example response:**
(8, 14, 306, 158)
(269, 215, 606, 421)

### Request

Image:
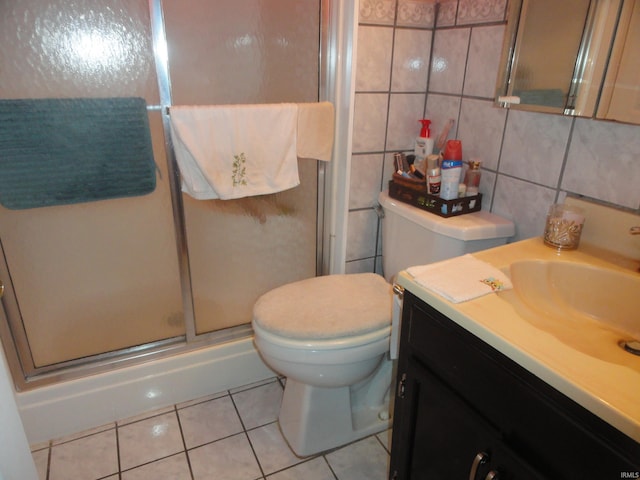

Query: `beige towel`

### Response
(170, 104, 299, 200)
(297, 102, 334, 161)
(407, 254, 512, 303)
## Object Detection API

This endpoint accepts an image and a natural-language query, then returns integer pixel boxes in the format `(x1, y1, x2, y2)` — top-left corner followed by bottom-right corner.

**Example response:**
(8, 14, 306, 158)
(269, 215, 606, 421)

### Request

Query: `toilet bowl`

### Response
(252, 320, 391, 388)
(251, 190, 515, 457)
(252, 273, 393, 456)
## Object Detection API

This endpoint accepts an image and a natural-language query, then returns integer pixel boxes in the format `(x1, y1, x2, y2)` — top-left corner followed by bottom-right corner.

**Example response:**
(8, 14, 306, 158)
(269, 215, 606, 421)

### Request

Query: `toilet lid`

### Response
(252, 273, 392, 340)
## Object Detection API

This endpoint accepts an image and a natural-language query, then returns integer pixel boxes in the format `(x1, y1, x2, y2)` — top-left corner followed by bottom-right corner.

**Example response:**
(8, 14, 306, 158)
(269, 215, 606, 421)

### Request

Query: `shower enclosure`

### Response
(0, 0, 325, 390)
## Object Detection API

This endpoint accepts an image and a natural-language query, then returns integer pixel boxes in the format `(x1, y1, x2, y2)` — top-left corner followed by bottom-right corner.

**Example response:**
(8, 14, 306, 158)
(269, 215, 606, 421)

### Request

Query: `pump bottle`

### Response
(414, 119, 434, 170)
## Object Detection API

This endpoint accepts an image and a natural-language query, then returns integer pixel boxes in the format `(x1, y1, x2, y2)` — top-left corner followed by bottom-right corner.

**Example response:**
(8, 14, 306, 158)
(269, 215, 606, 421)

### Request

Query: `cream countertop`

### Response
(396, 236, 640, 444)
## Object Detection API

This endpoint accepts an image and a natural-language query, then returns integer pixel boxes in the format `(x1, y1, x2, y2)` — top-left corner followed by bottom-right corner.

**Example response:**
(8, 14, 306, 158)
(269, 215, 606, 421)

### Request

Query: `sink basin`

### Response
(499, 260, 640, 368)
(509, 260, 640, 339)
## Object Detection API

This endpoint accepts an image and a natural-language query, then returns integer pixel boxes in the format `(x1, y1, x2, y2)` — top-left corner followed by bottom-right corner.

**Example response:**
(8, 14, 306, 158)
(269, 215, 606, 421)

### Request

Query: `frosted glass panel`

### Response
(0, 0, 159, 101)
(511, 0, 590, 109)
(164, 0, 320, 105)
(0, 114, 184, 367)
(0, 0, 181, 367)
(184, 160, 318, 334)
(163, 0, 321, 334)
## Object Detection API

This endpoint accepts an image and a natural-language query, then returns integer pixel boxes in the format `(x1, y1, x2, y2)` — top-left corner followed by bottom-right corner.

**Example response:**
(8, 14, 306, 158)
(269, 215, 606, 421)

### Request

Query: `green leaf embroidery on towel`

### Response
(232, 153, 247, 187)
(480, 277, 505, 291)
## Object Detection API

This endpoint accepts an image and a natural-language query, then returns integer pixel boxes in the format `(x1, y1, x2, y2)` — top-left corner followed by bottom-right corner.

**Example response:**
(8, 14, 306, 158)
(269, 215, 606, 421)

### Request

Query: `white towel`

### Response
(297, 102, 334, 161)
(406, 254, 512, 303)
(170, 104, 299, 200)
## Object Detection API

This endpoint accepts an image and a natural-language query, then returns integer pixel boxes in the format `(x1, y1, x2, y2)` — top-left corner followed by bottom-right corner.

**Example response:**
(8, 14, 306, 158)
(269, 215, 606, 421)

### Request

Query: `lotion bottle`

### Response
(414, 119, 434, 165)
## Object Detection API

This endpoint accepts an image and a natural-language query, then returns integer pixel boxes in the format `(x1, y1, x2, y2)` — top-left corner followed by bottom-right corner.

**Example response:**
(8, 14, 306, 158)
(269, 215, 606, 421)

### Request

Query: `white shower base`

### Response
(17, 337, 274, 444)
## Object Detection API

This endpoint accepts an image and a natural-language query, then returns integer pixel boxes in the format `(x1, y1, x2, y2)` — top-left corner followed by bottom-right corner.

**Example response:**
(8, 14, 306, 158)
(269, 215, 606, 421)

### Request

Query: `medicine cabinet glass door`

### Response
(496, 0, 640, 123)
(498, 0, 592, 114)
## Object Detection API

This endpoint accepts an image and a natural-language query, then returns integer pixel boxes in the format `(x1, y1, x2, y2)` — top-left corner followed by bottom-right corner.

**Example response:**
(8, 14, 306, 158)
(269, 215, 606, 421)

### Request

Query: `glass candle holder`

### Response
(543, 203, 585, 250)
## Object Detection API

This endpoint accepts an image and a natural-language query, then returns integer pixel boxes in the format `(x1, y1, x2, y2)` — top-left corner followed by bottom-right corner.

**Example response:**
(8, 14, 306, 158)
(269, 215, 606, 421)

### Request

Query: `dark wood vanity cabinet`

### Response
(389, 291, 640, 480)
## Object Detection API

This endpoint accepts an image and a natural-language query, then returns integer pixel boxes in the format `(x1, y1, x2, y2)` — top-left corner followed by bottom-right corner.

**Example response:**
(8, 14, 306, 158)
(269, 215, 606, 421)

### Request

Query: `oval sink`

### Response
(509, 260, 640, 340)
(499, 260, 640, 369)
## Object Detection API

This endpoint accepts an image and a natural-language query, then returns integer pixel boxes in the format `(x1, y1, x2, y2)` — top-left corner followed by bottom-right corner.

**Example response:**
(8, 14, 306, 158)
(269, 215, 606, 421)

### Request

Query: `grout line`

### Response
(322, 454, 340, 480)
(114, 423, 122, 479)
(46, 441, 52, 480)
(374, 429, 391, 455)
(173, 404, 196, 480)
(228, 390, 267, 479)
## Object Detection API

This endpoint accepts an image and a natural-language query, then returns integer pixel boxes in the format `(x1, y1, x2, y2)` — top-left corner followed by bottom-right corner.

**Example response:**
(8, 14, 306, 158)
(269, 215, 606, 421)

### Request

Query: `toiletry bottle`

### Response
(464, 159, 481, 208)
(439, 140, 463, 200)
(414, 119, 434, 165)
(393, 152, 406, 173)
(426, 154, 441, 195)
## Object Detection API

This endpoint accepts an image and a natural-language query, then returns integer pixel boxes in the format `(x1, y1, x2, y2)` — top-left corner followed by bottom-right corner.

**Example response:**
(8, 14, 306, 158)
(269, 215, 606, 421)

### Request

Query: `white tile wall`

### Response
(387, 93, 426, 150)
(390, 29, 431, 92)
(356, 26, 393, 92)
(463, 25, 504, 97)
(456, 0, 508, 25)
(396, 0, 437, 28)
(500, 110, 573, 188)
(563, 119, 640, 208)
(429, 28, 470, 94)
(349, 0, 640, 274)
(457, 98, 506, 171)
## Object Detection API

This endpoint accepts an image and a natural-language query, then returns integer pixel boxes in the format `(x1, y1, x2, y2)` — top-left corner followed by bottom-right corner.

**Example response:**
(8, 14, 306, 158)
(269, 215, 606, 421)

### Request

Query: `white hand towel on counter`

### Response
(297, 102, 334, 161)
(170, 103, 299, 200)
(406, 254, 512, 303)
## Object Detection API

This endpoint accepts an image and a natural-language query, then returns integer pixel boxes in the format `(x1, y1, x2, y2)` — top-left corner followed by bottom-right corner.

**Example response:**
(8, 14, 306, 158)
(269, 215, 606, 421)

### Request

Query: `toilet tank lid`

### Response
(378, 190, 515, 241)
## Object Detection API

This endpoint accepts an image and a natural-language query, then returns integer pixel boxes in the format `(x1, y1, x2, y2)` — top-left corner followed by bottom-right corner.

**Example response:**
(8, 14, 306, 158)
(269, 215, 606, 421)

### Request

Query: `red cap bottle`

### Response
(443, 139, 462, 160)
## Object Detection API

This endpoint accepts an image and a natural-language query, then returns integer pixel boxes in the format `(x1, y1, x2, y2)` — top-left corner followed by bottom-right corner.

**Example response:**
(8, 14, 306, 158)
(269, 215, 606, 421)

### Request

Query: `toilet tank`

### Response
(378, 190, 515, 282)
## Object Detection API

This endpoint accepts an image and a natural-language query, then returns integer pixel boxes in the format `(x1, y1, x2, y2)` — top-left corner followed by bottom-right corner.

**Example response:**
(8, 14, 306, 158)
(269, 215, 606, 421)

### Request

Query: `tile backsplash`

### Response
(346, 0, 640, 274)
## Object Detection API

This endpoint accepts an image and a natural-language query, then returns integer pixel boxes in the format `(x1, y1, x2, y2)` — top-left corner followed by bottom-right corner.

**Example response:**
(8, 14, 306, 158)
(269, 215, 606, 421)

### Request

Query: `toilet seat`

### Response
(252, 319, 391, 351)
(252, 273, 392, 340)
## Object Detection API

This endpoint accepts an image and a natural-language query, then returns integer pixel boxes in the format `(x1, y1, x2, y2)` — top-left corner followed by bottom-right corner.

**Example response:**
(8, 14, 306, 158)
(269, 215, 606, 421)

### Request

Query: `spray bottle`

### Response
(440, 140, 463, 200)
(414, 119, 434, 169)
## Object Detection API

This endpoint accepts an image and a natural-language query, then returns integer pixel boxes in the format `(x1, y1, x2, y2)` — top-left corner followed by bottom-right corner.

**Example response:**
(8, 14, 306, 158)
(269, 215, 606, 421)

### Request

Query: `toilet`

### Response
(252, 190, 515, 456)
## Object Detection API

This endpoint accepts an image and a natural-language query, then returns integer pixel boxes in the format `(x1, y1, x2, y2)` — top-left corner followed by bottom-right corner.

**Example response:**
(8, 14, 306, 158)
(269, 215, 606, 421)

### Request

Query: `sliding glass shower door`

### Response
(0, 0, 321, 387)
(162, 0, 321, 334)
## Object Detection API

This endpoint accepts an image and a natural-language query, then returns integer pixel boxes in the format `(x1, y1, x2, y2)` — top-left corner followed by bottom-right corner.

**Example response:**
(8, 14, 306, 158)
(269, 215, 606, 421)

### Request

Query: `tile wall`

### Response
(346, 0, 640, 274)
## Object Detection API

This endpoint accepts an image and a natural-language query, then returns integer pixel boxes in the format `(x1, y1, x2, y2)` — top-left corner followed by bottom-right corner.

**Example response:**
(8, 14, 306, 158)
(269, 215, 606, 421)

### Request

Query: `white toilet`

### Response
(252, 190, 515, 456)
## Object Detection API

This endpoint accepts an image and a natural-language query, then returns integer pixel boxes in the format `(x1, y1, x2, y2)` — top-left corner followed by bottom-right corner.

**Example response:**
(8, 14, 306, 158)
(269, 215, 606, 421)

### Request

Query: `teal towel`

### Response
(0, 97, 157, 210)
(515, 89, 566, 108)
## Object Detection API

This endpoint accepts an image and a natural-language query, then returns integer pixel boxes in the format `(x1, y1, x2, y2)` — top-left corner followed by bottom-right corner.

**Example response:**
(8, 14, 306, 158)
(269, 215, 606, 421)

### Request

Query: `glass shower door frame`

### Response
(0, 0, 334, 391)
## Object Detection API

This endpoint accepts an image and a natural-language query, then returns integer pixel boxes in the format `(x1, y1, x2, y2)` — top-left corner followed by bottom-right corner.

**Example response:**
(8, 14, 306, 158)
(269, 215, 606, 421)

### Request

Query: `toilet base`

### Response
(278, 357, 392, 457)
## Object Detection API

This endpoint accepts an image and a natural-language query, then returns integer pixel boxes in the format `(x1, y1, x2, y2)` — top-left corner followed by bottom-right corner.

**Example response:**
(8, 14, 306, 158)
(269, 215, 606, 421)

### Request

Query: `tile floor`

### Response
(30, 377, 391, 480)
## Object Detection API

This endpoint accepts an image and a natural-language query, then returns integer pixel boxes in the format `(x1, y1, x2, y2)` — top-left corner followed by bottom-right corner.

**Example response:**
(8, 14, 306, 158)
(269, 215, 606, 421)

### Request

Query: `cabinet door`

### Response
(600, 0, 640, 123)
(395, 354, 546, 479)
(390, 291, 640, 480)
(403, 355, 496, 478)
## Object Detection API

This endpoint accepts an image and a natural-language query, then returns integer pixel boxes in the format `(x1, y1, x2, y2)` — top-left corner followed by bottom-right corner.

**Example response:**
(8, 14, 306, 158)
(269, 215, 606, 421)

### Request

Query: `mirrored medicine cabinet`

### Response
(495, 0, 640, 125)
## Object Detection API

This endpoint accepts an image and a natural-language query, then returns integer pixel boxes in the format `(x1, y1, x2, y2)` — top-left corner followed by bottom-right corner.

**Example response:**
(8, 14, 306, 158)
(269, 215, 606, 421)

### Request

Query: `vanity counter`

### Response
(396, 236, 640, 444)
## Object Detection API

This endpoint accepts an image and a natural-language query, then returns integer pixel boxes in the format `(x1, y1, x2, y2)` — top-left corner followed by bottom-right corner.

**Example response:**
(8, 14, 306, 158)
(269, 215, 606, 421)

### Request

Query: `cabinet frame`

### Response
(389, 291, 640, 479)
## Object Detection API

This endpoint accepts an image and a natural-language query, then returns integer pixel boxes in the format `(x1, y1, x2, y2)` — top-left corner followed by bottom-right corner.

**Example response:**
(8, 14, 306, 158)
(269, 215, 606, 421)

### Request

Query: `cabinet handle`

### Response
(469, 451, 489, 480)
(397, 373, 407, 399)
(484, 471, 500, 480)
(392, 283, 404, 299)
